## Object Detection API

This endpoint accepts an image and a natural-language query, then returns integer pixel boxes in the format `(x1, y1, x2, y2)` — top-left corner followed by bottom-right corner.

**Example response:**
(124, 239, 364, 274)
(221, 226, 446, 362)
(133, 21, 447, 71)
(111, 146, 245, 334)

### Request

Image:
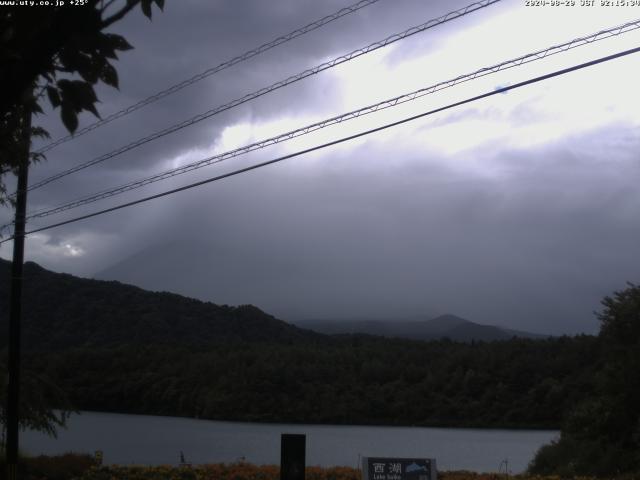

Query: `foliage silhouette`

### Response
(529, 283, 640, 476)
(0, 0, 164, 205)
(0, 0, 165, 441)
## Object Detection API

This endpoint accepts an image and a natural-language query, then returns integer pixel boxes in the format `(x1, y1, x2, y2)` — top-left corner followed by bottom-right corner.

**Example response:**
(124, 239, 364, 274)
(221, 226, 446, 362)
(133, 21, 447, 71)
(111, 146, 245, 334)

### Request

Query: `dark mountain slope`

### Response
(0, 260, 599, 429)
(294, 314, 547, 342)
(0, 259, 319, 350)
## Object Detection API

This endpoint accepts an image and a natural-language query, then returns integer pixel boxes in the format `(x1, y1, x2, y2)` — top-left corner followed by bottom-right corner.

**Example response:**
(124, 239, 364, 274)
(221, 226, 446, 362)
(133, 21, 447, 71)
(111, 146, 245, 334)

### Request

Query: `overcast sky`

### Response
(2, 0, 640, 334)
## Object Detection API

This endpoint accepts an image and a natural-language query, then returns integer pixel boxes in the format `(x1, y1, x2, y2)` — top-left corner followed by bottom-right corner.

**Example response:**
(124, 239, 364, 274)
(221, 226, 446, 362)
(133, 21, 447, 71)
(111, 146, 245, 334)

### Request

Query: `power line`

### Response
(21, 18, 640, 222)
(24, 0, 500, 193)
(34, 0, 383, 155)
(3, 44, 637, 244)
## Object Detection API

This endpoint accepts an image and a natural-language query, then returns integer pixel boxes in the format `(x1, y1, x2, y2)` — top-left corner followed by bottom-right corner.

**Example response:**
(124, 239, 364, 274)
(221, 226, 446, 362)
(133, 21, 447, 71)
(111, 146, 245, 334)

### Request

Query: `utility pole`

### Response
(5, 105, 32, 480)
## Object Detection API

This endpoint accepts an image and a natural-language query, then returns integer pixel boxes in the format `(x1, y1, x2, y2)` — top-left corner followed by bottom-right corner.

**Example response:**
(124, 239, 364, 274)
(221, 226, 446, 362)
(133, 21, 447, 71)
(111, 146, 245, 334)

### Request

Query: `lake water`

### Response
(22, 412, 558, 473)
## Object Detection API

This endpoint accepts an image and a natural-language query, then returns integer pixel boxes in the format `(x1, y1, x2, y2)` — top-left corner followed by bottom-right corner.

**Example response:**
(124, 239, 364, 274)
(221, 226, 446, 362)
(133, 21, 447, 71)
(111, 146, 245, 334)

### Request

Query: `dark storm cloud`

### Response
(22, 0, 377, 199)
(22, 0, 493, 218)
(3, 0, 638, 336)
(81, 122, 640, 336)
(28, 0, 491, 182)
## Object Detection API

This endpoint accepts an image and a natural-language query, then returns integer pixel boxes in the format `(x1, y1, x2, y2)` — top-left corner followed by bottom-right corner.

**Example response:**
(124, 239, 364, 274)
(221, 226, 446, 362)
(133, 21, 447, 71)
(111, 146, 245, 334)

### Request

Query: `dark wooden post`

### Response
(280, 434, 305, 480)
(5, 106, 31, 480)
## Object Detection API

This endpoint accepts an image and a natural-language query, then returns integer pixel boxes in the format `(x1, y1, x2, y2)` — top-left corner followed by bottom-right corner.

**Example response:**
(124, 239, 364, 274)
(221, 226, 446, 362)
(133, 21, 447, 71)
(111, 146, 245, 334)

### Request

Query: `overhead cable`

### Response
(35, 0, 384, 155)
(22, 18, 640, 222)
(25, 0, 501, 193)
(2, 44, 637, 244)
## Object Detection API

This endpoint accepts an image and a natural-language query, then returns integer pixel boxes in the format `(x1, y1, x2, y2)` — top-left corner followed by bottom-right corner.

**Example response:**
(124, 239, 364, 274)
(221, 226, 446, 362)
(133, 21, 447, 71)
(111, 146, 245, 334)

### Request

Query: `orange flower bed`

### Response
(71, 463, 607, 480)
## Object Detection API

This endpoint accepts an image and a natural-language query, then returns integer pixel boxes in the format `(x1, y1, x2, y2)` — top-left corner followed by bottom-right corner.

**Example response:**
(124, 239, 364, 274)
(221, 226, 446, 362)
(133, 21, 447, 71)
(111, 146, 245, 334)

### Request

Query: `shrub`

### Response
(0, 452, 95, 480)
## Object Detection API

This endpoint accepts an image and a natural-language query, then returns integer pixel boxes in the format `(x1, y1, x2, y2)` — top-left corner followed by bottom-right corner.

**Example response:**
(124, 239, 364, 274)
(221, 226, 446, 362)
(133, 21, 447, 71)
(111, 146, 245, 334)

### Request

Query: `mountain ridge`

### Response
(293, 314, 548, 342)
(0, 258, 319, 351)
(0, 259, 596, 431)
(1, 258, 548, 349)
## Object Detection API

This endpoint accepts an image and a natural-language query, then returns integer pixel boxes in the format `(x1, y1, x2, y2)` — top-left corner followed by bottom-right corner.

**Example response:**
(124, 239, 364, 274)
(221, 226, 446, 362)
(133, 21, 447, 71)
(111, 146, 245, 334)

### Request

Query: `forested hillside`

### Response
(295, 314, 547, 342)
(1, 259, 600, 428)
(0, 259, 318, 350)
(21, 335, 598, 428)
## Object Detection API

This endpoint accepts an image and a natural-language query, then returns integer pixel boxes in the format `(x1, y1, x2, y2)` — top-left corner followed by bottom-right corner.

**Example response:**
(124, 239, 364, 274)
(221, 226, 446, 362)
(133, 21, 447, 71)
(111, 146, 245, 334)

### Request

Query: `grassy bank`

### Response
(1, 455, 633, 480)
(70, 466, 624, 480)
(0, 453, 96, 480)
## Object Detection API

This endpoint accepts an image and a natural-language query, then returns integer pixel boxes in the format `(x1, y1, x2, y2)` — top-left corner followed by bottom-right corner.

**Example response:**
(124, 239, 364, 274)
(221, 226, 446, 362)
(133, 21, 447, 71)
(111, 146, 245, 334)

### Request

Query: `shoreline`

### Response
(68, 409, 562, 432)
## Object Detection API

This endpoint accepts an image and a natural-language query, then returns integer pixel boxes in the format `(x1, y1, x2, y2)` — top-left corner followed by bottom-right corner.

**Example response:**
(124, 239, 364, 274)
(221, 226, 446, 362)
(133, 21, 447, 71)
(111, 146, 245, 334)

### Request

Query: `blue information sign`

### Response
(362, 457, 436, 480)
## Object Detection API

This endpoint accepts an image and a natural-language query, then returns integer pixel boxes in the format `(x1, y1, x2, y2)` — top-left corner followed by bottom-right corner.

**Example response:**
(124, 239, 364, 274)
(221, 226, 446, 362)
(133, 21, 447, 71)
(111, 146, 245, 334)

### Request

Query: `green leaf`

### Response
(100, 63, 119, 89)
(85, 102, 101, 119)
(59, 79, 98, 105)
(56, 78, 73, 93)
(61, 105, 78, 134)
(105, 33, 134, 52)
(1, 25, 15, 42)
(31, 126, 50, 140)
(58, 79, 101, 120)
(30, 151, 46, 164)
(154, 0, 165, 10)
(58, 48, 81, 73)
(96, 33, 118, 59)
(141, 0, 152, 19)
(75, 53, 100, 84)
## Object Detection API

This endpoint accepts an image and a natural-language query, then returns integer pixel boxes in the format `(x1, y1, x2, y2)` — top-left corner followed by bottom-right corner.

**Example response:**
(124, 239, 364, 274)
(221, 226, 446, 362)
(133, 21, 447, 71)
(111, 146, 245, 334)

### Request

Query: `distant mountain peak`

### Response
(294, 313, 548, 342)
(424, 314, 469, 332)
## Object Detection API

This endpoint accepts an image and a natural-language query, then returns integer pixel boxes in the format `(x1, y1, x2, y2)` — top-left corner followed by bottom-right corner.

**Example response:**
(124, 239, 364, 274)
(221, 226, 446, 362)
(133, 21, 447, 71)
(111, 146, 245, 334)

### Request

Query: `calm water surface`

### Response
(22, 412, 558, 473)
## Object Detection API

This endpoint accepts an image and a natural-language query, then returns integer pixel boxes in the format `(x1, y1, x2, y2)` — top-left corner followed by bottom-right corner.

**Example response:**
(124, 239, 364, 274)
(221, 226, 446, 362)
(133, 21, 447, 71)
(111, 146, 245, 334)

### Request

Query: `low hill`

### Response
(294, 314, 547, 342)
(0, 259, 597, 430)
(0, 258, 319, 351)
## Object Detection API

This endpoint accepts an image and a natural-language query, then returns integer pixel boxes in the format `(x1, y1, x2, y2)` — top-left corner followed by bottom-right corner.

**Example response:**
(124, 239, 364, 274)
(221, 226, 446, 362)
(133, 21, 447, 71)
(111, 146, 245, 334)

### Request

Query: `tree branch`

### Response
(101, 0, 140, 29)
(101, 0, 119, 13)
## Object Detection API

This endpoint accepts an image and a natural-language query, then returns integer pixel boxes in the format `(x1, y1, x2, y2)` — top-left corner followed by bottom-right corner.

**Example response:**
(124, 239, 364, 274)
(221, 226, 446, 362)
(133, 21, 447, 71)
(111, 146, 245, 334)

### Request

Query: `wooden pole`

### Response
(5, 106, 32, 480)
